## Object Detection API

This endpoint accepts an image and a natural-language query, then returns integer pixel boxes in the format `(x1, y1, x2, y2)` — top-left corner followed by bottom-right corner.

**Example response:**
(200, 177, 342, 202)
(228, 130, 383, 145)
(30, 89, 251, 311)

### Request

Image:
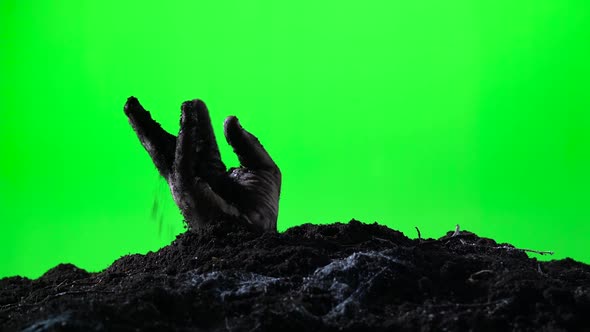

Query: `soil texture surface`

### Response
(1, 220, 589, 331)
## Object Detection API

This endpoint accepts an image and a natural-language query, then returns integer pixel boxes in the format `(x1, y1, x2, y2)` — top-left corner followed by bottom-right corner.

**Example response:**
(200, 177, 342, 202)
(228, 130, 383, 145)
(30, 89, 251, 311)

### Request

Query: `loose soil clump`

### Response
(1, 220, 589, 331)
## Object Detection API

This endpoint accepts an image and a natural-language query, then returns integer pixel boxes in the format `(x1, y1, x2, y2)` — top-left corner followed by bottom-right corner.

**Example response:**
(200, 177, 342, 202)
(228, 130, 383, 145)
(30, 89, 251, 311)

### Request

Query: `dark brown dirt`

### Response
(1, 219, 589, 331)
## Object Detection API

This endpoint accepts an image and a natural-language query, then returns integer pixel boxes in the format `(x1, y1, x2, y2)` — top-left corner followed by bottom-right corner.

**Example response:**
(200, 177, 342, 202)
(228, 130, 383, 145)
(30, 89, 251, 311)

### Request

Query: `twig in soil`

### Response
(0, 290, 115, 313)
(415, 227, 422, 240)
(452, 224, 460, 237)
(372, 236, 396, 246)
(429, 298, 511, 309)
(500, 245, 554, 256)
(458, 239, 554, 256)
(467, 269, 495, 283)
(53, 279, 69, 290)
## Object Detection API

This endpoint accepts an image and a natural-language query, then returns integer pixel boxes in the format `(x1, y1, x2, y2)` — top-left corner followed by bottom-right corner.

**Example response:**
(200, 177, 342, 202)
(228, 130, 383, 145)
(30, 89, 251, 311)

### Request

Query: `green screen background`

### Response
(1, 0, 588, 279)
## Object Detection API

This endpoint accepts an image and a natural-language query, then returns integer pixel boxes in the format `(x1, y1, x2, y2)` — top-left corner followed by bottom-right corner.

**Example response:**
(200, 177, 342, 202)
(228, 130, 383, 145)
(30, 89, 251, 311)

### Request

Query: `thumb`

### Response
(223, 116, 277, 170)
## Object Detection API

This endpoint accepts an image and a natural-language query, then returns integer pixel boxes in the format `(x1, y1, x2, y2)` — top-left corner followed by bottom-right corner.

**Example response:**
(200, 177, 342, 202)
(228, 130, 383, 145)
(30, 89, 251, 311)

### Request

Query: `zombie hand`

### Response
(124, 97, 281, 232)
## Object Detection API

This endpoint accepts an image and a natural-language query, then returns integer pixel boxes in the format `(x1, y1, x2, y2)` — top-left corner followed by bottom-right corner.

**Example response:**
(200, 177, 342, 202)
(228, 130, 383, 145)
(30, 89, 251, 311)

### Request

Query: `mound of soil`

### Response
(1, 220, 589, 331)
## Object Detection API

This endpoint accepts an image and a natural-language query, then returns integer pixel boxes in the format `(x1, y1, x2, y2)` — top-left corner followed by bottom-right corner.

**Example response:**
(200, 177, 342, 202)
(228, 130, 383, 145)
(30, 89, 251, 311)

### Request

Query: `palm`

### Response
(124, 97, 281, 232)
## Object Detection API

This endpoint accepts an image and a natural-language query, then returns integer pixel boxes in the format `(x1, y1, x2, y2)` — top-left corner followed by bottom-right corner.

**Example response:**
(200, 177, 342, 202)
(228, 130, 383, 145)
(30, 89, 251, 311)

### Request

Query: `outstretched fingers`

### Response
(171, 101, 238, 228)
(223, 116, 277, 170)
(124, 96, 176, 180)
(187, 99, 226, 175)
(173, 100, 201, 182)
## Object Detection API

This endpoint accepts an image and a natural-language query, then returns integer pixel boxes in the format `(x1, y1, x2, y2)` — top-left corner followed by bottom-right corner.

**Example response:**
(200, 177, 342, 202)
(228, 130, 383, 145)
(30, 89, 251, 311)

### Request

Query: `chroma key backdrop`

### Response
(1, 1, 589, 278)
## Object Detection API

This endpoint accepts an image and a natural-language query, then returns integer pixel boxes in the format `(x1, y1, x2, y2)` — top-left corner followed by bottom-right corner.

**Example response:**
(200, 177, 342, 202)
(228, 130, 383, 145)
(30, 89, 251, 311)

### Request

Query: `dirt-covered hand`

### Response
(124, 97, 281, 232)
